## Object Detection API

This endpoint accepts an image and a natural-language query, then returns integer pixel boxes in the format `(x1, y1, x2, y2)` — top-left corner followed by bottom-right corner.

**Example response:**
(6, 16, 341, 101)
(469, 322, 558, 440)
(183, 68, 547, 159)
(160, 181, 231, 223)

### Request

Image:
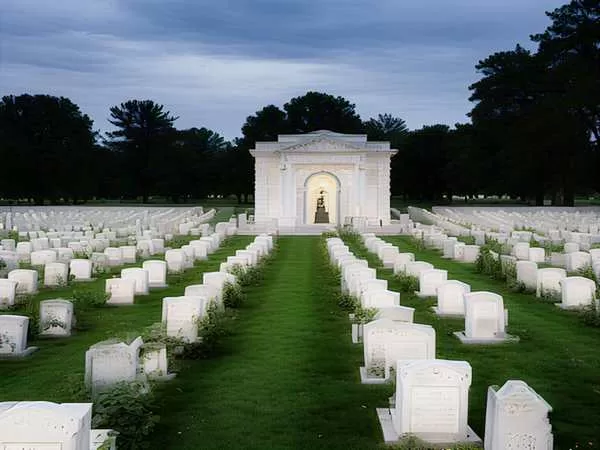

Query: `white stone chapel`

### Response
(249, 130, 397, 228)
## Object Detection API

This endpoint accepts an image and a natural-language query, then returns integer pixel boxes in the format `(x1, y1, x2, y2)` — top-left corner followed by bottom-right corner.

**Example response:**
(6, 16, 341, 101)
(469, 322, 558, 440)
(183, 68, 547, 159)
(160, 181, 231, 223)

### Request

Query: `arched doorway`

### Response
(304, 172, 340, 225)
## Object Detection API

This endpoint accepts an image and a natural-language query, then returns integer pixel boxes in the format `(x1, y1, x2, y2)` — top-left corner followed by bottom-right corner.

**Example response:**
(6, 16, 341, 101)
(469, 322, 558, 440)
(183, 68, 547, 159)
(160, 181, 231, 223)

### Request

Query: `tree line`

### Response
(0, 0, 597, 206)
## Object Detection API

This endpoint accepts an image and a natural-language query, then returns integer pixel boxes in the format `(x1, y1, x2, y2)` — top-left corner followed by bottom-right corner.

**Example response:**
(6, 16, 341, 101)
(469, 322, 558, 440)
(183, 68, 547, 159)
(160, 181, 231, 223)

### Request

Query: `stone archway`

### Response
(304, 172, 340, 225)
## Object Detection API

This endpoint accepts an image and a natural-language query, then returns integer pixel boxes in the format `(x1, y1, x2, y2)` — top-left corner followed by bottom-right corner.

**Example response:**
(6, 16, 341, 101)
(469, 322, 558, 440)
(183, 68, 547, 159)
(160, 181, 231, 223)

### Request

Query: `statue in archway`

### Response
(314, 190, 330, 223)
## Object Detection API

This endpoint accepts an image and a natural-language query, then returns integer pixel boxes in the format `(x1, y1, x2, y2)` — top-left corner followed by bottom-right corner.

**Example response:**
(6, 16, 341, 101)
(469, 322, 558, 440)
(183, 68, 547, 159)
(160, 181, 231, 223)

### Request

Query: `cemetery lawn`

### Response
(153, 236, 392, 450)
(367, 235, 600, 449)
(0, 235, 255, 401)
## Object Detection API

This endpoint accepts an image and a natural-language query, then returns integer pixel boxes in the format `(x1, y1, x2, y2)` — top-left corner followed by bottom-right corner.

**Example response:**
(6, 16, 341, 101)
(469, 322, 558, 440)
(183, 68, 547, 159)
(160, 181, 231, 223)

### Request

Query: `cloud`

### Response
(0, 0, 567, 140)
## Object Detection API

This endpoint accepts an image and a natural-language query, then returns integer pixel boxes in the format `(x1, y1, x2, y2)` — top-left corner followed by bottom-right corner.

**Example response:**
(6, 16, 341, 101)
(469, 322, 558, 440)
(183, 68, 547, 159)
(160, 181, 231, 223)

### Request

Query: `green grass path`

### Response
(154, 236, 390, 450)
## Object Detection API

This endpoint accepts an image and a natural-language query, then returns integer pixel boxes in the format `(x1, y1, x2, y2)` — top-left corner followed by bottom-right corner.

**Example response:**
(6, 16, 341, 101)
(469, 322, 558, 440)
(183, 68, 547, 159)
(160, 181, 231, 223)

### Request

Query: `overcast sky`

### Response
(0, 0, 566, 140)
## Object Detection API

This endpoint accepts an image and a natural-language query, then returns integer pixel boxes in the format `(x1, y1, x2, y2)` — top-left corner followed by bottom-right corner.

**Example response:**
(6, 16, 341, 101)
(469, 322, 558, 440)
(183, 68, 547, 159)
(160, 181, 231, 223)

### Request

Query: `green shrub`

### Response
(577, 265, 599, 284)
(353, 305, 378, 324)
(457, 235, 475, 245)
(181, 303, 233, 359)
(580, 301, 600, 327)
(230, 264, 264, 287)
(139, 322, 185, 370)
(92, 381, 160, 450)
(223, 281, 246, 308)
(474, 248, 503, 280)
(13, 294, 40, 341)
(395, 272, 419, 293)
(337, 292, 358, 311)
(72, 287, 109, 310)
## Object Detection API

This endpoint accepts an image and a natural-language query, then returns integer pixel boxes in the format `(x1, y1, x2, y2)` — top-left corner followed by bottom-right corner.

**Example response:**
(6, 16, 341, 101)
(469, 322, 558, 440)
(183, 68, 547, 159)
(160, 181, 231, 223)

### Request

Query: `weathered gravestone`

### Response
(8, 269, 38, 294)
(484, 380, 553, 450)
(0, 401, 95, 450)
(85, 337, 144, 393)
(361, 319, 435, 383)
(39, 299, 74, 337)
(377, 359, 480, 445)
(44, 262, 69, 287)
(0, 315, 38, 357)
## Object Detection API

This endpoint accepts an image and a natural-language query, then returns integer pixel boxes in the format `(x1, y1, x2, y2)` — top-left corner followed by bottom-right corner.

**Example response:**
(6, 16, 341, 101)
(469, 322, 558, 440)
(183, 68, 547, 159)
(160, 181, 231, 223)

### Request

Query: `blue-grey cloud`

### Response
(0, 0, 567, 140)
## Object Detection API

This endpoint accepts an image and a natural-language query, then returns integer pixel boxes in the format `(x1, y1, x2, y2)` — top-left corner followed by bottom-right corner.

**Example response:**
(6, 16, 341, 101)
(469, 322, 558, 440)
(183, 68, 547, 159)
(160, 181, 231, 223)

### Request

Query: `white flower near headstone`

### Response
(39, 299, 74, 337)
(0, 315, 38, 357)
(376, 359, 481, 445)
(484, 380, 553, 449)
(0, 401, 94, 450)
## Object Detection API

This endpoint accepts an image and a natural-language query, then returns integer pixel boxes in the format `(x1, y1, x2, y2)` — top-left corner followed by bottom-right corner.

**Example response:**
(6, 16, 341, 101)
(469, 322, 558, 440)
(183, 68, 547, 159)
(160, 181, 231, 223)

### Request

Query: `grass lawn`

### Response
(153, 236, 393, 450)
(344, 234, 600, 449)
(0, 235, 255, 401)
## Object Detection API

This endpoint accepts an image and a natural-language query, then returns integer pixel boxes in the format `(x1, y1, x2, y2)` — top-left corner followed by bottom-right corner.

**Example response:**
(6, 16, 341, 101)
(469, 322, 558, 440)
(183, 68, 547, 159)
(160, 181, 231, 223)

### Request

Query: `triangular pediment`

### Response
(277, 137, 366, 153)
